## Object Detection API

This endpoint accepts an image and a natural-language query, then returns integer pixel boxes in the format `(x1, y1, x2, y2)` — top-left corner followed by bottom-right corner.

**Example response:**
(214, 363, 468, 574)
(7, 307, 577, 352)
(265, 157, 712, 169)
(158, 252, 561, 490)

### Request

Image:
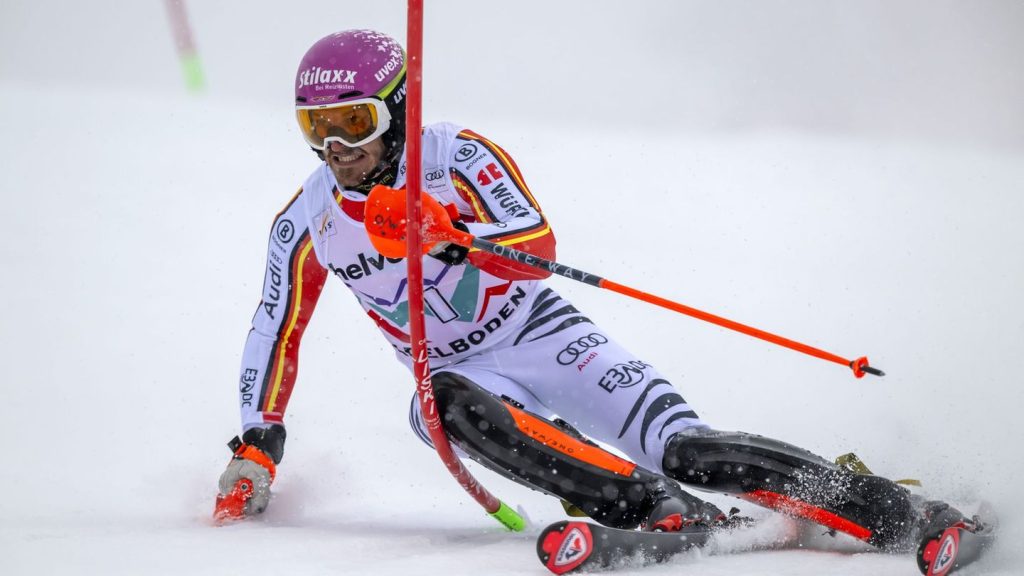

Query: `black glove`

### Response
(427, 220, 470, 266)
(234, 424, 287, 464)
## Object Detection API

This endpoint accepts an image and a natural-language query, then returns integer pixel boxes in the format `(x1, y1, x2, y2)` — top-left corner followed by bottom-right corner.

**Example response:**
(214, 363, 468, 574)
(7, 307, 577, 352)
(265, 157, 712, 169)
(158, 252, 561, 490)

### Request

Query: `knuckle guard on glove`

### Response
(219, 458, 273, 515)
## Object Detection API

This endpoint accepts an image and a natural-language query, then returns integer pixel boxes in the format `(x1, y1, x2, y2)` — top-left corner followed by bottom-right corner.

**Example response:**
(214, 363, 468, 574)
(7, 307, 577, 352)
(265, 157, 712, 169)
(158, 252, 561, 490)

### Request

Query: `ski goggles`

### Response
(295, 97, 392, 150)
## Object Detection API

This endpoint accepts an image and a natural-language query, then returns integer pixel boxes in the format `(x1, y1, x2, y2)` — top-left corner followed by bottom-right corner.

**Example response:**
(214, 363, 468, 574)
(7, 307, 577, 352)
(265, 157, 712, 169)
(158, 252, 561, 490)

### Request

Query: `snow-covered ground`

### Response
(3, 2, 1024, 574)
(2, 80, 1022, 575)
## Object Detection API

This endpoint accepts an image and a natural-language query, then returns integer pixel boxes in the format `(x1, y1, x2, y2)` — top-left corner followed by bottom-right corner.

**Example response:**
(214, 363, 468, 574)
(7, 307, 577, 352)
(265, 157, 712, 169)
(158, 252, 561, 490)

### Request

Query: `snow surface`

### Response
(3, 2, 1024, 575)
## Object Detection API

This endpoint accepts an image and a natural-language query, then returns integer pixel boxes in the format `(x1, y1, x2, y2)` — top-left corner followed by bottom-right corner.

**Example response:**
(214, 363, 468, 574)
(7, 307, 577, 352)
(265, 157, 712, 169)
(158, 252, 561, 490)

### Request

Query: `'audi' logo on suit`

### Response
(556, 333, 609, 365)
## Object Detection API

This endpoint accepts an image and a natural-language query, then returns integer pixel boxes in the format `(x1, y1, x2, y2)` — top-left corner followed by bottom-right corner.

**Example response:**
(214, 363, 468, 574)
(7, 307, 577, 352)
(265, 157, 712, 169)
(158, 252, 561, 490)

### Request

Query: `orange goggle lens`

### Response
(296, 100, 389, 149)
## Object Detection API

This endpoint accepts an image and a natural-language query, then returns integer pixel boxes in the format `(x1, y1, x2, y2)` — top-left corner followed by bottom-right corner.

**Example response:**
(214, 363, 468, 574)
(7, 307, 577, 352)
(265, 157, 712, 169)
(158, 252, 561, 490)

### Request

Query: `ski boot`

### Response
(663, 429, 918, 549)
(641, 477, 725, 532)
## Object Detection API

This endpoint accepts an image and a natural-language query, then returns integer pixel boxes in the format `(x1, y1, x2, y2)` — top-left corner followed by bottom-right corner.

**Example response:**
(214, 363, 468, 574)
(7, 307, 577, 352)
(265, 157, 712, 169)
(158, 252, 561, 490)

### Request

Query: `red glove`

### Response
(364, 185, 473, 259)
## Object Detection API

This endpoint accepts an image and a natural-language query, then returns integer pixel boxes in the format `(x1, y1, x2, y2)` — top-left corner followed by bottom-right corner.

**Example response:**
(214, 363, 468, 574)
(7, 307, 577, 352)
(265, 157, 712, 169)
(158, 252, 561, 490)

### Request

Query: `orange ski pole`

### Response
(364, 188, 884, 380)
(476, 238, 882, 378)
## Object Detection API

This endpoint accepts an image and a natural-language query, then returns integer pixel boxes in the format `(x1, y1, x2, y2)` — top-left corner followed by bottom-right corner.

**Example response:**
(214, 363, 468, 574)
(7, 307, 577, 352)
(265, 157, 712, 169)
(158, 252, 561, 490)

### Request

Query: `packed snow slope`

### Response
(3, 2, 1024, 575)
(3, 80, 1022, 576)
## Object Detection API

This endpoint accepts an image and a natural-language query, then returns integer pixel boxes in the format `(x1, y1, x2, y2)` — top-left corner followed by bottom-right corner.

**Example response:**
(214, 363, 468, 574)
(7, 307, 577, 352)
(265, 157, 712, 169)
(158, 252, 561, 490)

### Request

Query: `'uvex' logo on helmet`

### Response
(298, 67, 358, 89)
(374, 54, 403, 82)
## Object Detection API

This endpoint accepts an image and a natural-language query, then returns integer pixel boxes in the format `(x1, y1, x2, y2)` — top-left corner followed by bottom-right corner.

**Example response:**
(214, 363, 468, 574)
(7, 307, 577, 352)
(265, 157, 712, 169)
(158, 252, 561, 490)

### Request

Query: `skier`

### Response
(215, 29, 970, 557)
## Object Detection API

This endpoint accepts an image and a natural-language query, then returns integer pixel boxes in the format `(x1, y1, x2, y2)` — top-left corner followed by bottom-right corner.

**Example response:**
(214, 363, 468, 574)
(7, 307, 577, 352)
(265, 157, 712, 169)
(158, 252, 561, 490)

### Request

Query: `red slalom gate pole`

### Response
(403, 0, 524, 531)
(163, 0, 205, 92)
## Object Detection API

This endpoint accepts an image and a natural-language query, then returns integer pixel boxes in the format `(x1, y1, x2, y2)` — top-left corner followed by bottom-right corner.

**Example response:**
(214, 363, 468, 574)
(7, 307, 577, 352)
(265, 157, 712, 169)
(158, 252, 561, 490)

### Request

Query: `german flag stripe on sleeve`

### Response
(452, 129, 552, 243)
(257, 231, 327, 416)
(475, 220, 552, 246)
(450, 168, 496, 223)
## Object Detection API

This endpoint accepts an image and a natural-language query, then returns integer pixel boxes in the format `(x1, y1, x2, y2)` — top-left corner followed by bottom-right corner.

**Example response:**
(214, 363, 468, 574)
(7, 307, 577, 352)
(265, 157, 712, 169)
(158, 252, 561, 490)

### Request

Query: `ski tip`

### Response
(916, 501, 998, 575)
(918, 527, 961, 576)
(537, 521, 594, 575)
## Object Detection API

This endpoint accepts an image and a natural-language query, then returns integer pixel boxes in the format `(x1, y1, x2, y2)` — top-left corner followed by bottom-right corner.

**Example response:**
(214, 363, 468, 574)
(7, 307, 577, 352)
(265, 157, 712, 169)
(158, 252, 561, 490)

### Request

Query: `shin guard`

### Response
(433, 371, 708, 529)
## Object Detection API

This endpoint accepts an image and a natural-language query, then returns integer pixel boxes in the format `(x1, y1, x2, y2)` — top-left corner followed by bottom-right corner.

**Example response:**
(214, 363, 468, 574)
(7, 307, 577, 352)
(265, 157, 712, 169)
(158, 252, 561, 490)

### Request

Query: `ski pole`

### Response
(466, 237, 883, 378)
(365, 187, 884, 380)
(402, 0, 524, 532)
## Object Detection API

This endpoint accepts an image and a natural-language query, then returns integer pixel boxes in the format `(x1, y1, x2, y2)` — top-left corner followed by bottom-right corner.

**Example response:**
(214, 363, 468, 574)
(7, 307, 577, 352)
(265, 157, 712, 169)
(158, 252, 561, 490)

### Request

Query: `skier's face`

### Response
(325, 137, 385, 188)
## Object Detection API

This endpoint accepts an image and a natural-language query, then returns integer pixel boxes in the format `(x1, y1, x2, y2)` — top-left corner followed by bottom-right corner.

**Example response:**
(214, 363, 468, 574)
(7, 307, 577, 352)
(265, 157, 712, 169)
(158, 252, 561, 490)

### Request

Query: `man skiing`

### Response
(215, 29, 986, 569)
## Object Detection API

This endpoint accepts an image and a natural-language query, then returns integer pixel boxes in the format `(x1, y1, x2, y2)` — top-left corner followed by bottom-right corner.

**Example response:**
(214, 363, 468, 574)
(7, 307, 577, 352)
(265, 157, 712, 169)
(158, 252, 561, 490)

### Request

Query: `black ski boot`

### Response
(640, 477, 725, 532)
(663, 429, 918, 550)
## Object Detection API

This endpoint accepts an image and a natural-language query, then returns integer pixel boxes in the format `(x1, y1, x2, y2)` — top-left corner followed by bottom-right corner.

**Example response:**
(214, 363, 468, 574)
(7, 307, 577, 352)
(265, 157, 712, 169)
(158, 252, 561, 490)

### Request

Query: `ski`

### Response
(915, 503, 998, 576)
(537, 502, 998, 575)
(536, 520, 719, 575)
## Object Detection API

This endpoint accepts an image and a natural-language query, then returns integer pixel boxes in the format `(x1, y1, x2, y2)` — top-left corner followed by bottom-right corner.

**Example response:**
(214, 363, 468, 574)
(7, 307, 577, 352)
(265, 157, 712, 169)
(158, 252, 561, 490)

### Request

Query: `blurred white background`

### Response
(3, 0, 1023, 145)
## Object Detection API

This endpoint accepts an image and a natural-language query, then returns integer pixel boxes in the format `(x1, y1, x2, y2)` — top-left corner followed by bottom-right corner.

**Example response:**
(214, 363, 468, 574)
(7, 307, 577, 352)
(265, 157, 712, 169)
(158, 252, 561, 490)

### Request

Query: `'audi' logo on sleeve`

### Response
(556, 333, 609, 365)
